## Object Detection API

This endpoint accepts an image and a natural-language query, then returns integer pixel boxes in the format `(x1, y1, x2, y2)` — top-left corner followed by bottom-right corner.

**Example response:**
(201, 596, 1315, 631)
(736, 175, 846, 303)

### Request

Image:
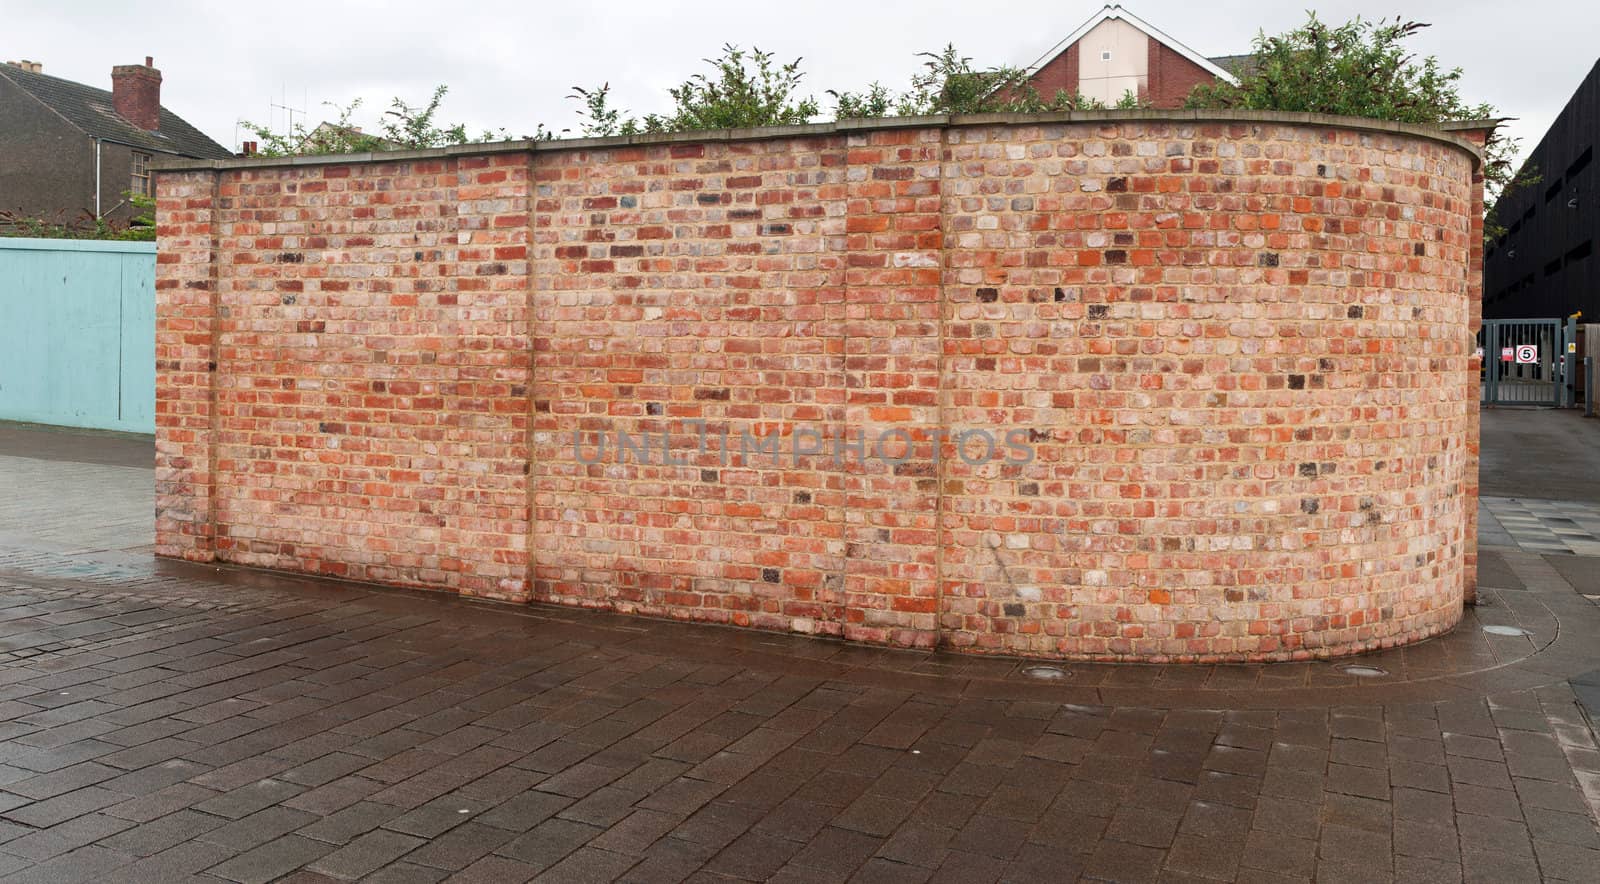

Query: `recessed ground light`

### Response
(1482, 624, 1529, 636)
(1339, 664, 1388, 677)
(1022, 665, 1069, 680)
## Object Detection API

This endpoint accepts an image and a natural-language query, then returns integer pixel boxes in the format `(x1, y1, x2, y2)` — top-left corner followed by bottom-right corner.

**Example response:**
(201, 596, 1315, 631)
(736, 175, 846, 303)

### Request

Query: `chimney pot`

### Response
(145, 56, 153, 67)
(111, 58, 162, 131)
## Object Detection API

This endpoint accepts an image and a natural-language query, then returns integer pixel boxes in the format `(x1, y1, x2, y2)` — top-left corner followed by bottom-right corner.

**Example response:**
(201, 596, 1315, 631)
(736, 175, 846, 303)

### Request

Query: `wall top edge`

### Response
(154, 109, 1485, 175)
(0, 237, 157, 254)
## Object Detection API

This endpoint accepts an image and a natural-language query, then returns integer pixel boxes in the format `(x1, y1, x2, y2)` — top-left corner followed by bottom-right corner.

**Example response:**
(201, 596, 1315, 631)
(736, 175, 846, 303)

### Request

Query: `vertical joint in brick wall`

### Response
(202, 168, 221, 561)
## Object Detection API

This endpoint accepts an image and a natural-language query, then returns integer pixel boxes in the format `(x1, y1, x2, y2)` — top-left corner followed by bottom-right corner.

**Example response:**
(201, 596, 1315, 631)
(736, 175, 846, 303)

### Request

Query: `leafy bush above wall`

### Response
(1182, 14, 1528, 226)
(232, 13, 1516, 234)
(0, 192, 154, 241)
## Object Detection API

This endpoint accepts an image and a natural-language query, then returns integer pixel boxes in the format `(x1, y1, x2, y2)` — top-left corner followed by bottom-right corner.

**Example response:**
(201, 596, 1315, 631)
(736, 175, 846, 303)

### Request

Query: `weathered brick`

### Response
(157, 117, 1482, 662)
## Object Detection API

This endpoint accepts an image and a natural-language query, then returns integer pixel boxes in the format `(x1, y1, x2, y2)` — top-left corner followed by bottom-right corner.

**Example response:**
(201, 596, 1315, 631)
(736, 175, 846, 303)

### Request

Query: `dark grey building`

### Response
(0, 57, 233, 228)
(1485, 59, 1599, 320)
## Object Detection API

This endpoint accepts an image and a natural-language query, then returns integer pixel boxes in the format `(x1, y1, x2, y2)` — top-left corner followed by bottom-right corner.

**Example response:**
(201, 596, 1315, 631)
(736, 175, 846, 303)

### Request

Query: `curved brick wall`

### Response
(155, 113, 1480, 662)
(935, 122, 1476, 662)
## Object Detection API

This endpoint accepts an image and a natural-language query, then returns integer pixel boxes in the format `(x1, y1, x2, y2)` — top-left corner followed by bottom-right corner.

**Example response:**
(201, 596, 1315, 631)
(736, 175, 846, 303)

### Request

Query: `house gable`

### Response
(1021, 4, 1239, 108)
(0, 73, 94, 220)
(1029, 42, 1080, 102)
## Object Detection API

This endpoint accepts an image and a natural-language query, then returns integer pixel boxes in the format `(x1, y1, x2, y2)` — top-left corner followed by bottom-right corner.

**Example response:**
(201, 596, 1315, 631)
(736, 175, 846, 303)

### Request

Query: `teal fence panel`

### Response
(0, 238, 157, 434)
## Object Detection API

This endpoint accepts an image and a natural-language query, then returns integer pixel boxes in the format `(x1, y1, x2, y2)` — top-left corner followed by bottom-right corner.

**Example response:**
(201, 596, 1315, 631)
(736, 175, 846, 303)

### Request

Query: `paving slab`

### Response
(1481, 408, 1600, 502)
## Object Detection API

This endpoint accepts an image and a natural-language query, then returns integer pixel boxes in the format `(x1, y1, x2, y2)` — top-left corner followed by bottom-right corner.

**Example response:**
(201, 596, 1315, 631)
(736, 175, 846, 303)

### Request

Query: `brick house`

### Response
(0, 57, 232, 227)
(1021, 4, 1244, 108)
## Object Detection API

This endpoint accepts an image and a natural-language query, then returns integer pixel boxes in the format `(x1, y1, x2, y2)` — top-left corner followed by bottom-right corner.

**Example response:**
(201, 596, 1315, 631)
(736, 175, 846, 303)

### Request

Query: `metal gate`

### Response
(1480, 318, 1576, 407)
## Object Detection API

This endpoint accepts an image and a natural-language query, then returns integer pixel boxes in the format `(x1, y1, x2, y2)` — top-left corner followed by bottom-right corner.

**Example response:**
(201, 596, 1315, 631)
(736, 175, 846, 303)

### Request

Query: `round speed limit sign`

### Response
(1514, 344, 1538, 364)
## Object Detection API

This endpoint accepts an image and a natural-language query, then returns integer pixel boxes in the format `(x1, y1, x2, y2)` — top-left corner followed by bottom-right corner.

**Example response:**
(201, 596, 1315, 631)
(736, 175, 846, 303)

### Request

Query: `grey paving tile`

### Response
(0, 844, 136, 884)
(0, 785, 127, 827)
(205, 834, 336, 884)
(1532, 839, 1600, 881)
(1461, 847, 1541, 883)
(0, 811, 133, 861)
(98, 840, 237, 884)
(98, 807, 223, 857)
(399, 821, 517, 871)
(197, 805, 320, 852)
(306, 829, 425, 880)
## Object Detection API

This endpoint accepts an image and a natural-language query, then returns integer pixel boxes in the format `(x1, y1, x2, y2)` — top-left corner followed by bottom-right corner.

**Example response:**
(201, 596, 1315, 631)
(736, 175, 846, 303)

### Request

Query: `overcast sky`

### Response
(3, 0, 1592, 170)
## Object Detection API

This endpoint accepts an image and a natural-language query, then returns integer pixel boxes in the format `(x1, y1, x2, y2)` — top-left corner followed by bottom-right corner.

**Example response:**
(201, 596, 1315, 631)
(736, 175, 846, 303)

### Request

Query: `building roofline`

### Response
(1020, 4, 1242, 87)
(0, 64, 89, 136)
(0, 61, 232, 160)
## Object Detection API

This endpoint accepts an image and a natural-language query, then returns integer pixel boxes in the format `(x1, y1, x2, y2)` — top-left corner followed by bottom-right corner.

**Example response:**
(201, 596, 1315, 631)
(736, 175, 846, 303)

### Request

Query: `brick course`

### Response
(156, 114, 1482, 662)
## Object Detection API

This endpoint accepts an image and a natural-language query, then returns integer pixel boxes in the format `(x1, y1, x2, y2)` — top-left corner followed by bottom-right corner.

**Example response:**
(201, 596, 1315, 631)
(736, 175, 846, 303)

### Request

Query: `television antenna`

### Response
(271, 84, 307, 134)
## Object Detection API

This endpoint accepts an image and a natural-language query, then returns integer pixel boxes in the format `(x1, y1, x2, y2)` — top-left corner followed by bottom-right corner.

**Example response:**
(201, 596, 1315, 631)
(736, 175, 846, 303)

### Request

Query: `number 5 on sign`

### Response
(1515, 344, 1538, 364)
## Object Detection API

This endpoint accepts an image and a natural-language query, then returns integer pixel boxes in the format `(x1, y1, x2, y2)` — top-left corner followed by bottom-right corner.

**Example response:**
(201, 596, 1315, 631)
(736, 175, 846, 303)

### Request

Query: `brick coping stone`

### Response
(155, 109, 1487, 172)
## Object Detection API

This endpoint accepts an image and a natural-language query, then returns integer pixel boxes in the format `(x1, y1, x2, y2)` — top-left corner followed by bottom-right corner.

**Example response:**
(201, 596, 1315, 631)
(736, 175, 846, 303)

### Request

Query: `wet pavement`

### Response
(1481, 407, 1600, 503)
(1, 417, 1600, 882)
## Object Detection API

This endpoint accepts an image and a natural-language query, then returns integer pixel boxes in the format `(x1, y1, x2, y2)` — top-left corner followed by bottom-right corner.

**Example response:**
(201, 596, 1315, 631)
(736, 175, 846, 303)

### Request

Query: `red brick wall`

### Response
(1144, 40, 1220, 108)
(160, 155, 535, 600)
(530, 136, 855, 637)
(938, 121, 1476, 660)
(840, 128, 945, 647)
(1448, 124, 1495, 606)
(157, 116, 1480, 662)
(154, 170, 219, 560)
(1027, 44, 1080, 104)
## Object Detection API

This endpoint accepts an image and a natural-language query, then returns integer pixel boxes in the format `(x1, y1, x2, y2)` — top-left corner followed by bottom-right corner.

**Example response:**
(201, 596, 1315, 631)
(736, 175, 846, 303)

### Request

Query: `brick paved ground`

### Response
(1, 418, 1600, 882)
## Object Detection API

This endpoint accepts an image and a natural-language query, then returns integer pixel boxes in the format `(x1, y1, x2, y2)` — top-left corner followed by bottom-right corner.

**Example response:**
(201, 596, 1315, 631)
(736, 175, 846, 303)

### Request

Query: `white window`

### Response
(131, 151, 152, 196)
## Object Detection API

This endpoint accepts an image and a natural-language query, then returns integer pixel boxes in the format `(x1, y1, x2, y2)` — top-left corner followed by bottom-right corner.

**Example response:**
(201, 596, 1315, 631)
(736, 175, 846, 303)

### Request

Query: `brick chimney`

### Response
(111, 56, 162, 131)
